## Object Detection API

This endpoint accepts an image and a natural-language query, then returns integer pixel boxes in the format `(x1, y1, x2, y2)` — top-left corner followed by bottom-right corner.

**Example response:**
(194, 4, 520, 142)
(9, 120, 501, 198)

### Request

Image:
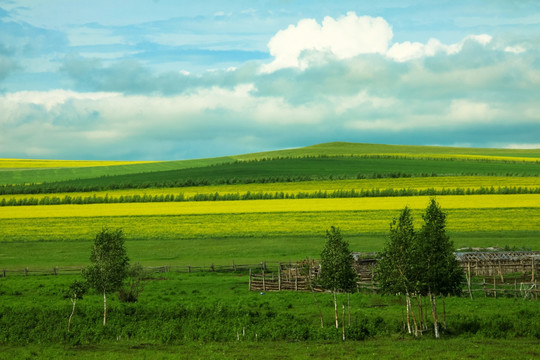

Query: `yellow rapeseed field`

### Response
(2, 176, 538, 203)
(0, 159, 155, 169)
(1, 194, 538, 219)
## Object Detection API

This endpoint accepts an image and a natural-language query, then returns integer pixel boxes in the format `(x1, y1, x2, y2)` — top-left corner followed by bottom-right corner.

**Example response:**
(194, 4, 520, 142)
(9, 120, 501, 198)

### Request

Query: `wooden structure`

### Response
(248, 260, 323, 292)
(456, 251, 540, 281)
(248, 251, 540, 297)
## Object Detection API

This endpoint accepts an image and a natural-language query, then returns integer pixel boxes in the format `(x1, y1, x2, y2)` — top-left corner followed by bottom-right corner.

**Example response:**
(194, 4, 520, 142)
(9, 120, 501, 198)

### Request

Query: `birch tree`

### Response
(376, 206, 420, 335)
(65, 279, 87, 332)
(319, 226, 357, 330)
(82, 227, 129, 326)
(416, 199, 463, 338)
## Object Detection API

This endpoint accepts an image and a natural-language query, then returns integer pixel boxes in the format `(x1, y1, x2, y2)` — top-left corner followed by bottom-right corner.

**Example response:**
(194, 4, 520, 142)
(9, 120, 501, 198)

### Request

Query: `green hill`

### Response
(1, 142, 538, 190)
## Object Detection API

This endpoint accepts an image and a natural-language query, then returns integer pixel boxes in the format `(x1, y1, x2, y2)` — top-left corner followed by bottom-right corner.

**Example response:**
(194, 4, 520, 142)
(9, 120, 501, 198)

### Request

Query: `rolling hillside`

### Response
(1, 142, 539, 189)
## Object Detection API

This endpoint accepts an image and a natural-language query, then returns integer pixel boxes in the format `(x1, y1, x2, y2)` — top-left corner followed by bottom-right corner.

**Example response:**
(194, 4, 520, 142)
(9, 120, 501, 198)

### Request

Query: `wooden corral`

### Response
(456, 251, 540, 281)
(249, 251, 540, 297)
(248, 261, 323, 292)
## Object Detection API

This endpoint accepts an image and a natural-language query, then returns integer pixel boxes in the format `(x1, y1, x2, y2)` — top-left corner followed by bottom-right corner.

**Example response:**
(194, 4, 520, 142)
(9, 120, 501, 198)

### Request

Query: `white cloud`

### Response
(387, 34, 493, 62)
(261, 12, 495, 71)
(1, 90, 119, 112)
(331, 91, 395, 115)
(447, 100, 495, 123)
(260, 12, 393, 73)
(504, 45, 526, 54)
(505, 143, 540, 149)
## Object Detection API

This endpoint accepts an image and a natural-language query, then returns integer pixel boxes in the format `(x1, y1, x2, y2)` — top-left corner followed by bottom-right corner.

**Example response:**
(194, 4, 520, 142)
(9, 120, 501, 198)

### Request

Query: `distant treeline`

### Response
(0, 173, 428, 195)
(237, 154, 540, 164)
(2, 171, 537, 196)
(1, 186, 539, 207)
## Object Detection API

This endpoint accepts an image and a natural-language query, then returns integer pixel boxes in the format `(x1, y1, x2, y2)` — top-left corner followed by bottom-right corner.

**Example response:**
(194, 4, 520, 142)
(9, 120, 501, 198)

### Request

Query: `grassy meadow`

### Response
(1, 142, 540, 358)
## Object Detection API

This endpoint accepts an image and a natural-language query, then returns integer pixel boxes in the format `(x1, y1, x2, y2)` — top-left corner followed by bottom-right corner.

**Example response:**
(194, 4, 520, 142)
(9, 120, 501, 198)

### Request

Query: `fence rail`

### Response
(0, 261, 283, 278)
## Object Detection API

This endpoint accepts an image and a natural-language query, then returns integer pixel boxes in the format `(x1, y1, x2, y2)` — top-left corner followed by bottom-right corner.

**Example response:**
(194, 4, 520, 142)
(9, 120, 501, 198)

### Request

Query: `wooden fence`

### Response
(0, 261, 281, 278)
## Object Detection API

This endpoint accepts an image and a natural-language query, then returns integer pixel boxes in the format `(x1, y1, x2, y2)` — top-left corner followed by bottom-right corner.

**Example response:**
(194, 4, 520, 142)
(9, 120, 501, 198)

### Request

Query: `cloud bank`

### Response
(1, 9, 539, 159)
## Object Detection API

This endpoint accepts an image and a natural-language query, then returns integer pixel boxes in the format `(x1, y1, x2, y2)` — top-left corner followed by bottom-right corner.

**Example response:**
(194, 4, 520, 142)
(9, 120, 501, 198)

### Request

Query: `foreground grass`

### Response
(2, 338, 539, 360)
(1, 272, 539, 359)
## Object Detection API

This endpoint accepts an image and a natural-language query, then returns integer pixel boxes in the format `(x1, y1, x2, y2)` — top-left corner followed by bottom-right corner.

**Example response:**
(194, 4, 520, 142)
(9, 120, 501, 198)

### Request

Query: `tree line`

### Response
(1, 186, 538, 207)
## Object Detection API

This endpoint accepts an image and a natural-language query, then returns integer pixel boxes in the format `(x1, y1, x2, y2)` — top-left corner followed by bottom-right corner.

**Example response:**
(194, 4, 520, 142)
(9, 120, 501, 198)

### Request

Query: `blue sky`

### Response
(0, 1, 539, 160)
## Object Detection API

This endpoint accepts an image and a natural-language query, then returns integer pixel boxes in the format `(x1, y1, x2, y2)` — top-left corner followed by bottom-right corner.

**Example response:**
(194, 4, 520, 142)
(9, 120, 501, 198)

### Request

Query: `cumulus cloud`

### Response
(261, 12, 494, 72)
(2, 10, 539, 159)
(260, 12, 393, 73)
(386, 35, 493, 62)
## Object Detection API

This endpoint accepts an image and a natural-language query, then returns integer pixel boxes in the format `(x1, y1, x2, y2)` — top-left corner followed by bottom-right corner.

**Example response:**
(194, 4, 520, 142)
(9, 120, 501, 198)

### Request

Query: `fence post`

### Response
(188, 265, 191, 273)
(482, 279, 487, 297)
(532, 257, 536, 282)
(210, 263, 215, 272)
(467, 262, 473, 300)
(2, 269, 5, 277)
(278, 265, 281, 291)
(248, 268, 252, 291)
(25, 267, 28, 276)
(54, 267, 58, 276)
(262, 270, 266, 292)
(493, 278, 497, 299)
(295, 268, 298, 291)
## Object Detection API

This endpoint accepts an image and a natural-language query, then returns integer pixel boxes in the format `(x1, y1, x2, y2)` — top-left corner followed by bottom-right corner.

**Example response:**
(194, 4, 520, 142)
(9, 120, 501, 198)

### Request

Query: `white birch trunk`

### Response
(68, 296, 77, 332)
(103, 290, 107, 326)
(429, 293, 439, 339)
(333, 291, 338, 329)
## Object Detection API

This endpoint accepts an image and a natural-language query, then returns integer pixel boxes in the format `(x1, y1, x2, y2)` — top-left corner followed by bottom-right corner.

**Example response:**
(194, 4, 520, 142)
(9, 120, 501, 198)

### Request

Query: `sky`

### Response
(0, 0, 539, 160)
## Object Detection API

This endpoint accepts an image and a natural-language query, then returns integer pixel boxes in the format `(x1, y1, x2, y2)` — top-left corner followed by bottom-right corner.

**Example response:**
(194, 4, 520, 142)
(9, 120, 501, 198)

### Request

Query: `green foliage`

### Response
(64, 280, 87, 301)
(83, 228, 130, 296)
(376, 207, 417, 295)
(319, 227, 357, 293)
(1, 273, 540, 347)
(82, 227, 130, 325)
(116, 263, 145, 303)
(416, 199, 464, 296)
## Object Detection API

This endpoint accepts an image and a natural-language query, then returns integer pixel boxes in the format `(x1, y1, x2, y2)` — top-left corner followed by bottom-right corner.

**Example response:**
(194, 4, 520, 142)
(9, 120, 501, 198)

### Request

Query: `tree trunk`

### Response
(429, 293, 439, 339)
(347, 293, 351, 327)
(342, 304, 345, 341)
(103, 290, 107, 326)
(407, 293, 418, 337)
(405, 293, 411, 334)
(442, 296, 447, 330)
(333, 291, 338, 329)
(68, 296, 77, 332)
(417, 294, 424, 330)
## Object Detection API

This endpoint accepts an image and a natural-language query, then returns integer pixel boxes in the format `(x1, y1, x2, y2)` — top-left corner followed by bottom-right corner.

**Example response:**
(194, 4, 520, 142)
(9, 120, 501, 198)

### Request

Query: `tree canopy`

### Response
(82, 227, 129, 325)
(319, 226, 357, 293)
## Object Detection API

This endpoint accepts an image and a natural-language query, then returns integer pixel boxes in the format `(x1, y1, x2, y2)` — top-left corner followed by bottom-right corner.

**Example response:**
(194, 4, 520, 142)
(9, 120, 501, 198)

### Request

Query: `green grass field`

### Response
(1, 142, 540, 358)
(1, 271, 540, 359)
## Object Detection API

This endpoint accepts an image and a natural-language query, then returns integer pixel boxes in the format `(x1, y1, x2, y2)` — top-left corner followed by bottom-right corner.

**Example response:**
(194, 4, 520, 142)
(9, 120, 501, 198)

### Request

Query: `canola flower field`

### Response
(0, 143, 539, 269)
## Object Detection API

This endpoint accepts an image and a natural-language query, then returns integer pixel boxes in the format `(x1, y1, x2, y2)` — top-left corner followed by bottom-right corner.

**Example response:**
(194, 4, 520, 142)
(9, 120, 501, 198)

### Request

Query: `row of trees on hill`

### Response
(318, 199, 463, 339)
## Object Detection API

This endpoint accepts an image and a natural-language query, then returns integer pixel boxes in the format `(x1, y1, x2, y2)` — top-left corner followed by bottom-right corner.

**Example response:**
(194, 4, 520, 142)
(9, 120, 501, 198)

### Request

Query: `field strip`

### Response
(0, 159, 156, 169)
(2, 176, 538, 202)
(1, 194, 538, 219)
(237, 153, 540, 163)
